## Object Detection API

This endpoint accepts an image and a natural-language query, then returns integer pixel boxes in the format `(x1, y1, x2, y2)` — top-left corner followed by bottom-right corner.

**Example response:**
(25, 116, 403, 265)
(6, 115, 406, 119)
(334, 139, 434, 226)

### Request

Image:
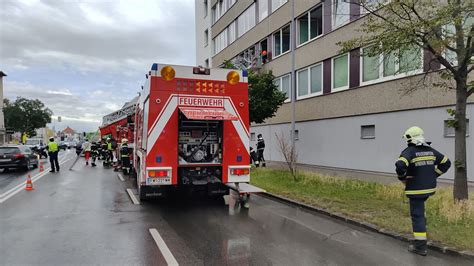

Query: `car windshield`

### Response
(0, 147, 21, 154)
(25, 140, 40, 145)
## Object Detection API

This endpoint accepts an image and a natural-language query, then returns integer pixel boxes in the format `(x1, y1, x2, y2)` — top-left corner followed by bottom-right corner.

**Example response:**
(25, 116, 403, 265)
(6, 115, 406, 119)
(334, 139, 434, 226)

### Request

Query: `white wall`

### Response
(195, 0, 212, 67)
(251, 105, 474, 181)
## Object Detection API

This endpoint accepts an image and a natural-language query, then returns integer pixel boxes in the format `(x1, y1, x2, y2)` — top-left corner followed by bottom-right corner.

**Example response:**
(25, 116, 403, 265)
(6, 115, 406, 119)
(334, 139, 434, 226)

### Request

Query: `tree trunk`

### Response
(453, 79, 469, 200)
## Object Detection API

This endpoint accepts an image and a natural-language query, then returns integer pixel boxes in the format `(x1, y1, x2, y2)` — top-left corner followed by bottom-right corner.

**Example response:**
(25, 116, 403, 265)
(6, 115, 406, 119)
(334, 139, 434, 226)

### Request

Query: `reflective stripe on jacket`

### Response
(395, 144, 451, 198)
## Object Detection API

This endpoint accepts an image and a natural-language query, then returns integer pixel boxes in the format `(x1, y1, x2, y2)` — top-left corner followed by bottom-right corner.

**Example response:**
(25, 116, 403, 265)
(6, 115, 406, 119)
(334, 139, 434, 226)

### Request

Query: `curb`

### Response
(260, 192, 474, 258)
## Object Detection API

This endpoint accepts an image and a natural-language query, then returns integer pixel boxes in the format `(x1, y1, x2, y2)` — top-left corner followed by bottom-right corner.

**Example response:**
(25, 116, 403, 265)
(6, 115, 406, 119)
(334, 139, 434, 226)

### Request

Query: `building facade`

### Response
(195, 0, 213, 67)
(195, 0, 473, 181)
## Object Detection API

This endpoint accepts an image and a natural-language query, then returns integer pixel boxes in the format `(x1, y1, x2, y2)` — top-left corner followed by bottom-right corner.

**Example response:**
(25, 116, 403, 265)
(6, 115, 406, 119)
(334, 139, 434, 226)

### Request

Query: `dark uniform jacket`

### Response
(395, 143, 451, 198)
(257, 138, 265, 151)
(120, 144, 130, 158)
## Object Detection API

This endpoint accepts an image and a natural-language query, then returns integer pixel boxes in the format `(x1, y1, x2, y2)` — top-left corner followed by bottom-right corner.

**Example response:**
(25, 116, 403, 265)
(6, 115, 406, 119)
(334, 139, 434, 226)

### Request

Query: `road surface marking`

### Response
(126, 188, 140, 205)
(117, 173, 125, 182)
(0, 156, 71, 198)
(149, 228, 179, 266)
(0, 157, 72, 203)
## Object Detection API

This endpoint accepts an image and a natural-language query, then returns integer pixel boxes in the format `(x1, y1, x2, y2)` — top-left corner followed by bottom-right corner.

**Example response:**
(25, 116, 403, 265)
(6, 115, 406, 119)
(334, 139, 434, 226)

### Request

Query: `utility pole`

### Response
(290, 0, 296, 162)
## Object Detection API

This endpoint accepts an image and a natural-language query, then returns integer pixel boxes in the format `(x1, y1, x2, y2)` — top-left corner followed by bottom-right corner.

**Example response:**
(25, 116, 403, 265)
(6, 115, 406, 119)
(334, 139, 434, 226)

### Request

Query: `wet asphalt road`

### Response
(0, 155, 473, 265)
(0, 150, 70, 195)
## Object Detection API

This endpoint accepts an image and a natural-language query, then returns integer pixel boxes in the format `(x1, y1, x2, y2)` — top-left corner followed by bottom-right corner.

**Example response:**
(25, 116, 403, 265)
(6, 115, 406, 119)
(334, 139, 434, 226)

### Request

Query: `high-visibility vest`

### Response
(107, 142, 112, 150)
(48, 141, 58, 152)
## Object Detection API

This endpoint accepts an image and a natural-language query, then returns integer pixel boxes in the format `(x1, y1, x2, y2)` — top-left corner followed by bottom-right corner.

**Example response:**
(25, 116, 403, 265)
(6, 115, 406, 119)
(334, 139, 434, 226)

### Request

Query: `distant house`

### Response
(61, 126, 76, 140)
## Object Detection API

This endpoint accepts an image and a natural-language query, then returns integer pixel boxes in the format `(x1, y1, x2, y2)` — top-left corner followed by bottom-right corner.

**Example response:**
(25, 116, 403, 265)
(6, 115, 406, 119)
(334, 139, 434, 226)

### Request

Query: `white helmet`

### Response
(121, 138, 128, 144)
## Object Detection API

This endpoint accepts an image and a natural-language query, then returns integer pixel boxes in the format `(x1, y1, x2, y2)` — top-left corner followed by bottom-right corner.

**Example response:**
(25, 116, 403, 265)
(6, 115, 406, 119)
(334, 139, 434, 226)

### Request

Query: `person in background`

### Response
(82, 139, 92, 166)
(256, 134, 266, 167)
(120, 138, 131, 174)
(395, 126, 451, 256)
(90, 141, 99, 167)
(47, 137, 60, 172)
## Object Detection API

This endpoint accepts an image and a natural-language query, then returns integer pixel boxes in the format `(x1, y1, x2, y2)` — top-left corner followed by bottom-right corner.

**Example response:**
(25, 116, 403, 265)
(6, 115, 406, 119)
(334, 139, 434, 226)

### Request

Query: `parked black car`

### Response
(0, 145, 39, 171)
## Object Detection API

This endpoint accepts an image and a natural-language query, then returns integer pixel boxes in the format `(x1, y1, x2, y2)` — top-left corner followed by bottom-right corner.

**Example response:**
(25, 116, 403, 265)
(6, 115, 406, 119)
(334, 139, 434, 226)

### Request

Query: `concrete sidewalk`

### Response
(265, 161, 474, 192)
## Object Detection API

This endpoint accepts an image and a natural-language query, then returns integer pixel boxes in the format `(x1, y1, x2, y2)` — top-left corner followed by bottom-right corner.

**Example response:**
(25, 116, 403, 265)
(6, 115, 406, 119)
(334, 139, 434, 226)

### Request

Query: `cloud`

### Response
(0, 0, 196, 73)
(0, 0, 196, 132)
(4, 80, 134, 130)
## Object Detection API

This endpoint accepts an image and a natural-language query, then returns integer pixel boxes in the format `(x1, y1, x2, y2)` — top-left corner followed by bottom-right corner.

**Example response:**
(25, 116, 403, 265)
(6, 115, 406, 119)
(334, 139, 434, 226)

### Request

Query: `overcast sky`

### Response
(0, 0, 196, 132)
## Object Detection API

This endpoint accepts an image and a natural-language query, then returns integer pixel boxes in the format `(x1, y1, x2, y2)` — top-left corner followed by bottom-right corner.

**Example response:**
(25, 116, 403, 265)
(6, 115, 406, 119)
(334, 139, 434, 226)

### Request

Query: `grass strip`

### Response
(250, 168, 474, 251)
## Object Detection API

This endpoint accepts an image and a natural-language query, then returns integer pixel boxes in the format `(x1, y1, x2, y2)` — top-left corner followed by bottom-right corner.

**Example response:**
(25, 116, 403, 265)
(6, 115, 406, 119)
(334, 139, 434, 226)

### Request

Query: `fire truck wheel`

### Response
(138, 185, 147, 201)
(130, 168, 137, 179)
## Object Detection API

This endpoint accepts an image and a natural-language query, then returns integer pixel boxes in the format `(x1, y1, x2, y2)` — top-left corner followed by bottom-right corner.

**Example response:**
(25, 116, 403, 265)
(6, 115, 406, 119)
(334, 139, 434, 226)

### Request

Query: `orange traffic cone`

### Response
(39, 162, 44, 172)
(25, 174, 34, 191)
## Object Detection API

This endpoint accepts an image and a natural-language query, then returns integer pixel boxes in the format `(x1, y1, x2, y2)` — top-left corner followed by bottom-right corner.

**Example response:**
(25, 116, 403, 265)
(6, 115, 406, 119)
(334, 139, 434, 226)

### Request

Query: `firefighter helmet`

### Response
(404, 126, 424, 143)
(121, 138, 128, 144)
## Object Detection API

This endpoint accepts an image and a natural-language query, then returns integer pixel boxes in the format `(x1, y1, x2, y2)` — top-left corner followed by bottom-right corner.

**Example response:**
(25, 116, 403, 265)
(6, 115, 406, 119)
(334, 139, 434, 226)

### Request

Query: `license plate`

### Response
(0, 159, 11, 162)
(146, 177, 171, 185)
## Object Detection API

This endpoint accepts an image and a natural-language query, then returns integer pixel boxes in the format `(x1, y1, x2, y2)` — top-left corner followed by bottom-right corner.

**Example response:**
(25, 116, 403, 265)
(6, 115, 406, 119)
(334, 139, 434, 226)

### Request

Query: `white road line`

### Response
(117, 173, 125, 182)
(0, 157, 73, 203)
(149, 228, 179, 266)
(126, 188, 140, 205)
(0, 156, 70, 198)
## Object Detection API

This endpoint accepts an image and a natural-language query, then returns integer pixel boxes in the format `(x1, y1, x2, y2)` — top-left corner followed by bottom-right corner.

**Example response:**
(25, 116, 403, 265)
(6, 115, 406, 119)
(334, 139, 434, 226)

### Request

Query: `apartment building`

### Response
(195, 0, 213, 67)
(195, 0, 473, 181)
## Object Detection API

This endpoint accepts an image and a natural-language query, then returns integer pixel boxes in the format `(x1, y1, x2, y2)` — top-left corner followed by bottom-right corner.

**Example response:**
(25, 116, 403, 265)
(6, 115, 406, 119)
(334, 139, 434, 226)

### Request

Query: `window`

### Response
(361, 125, 375, 139)
(362, 46, 379, 82)
(332, 0, 350, 29)
(294, 129, 299, 140)
(259, 0, 268, 22)
(297, 69, 308, 97)
(361, 45, 423, 85)
(274, 74, 291, 101)
(204, 0, 208, 17)
(259, 39, 268, 65)
(204, 29, 209, 47)
(444, 119, 470, 137)
(332, 53, 349, 91)
(251, 132, 256, 141)
(297, 63, 323, 99)
(228, 21, 236, 44)
(237, 3, 256, 37)
(310, 64, 323, 94)
(273, 25, 290, 57)
(211, 6, 217, 23)
(205, 59, 209, 68)
(297, 6, 323, 46)
(442, 17, 473, 67)
(211, 0, 237, 24)
(213, 29, 228, 55)
(271, 0, 287, 12)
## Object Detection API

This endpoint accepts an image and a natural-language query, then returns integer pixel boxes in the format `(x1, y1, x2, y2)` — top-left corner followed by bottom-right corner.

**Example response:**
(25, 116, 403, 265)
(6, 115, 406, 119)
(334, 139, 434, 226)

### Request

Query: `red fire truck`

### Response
(100, 98, 137, 142)
(134, 63, 259, 200)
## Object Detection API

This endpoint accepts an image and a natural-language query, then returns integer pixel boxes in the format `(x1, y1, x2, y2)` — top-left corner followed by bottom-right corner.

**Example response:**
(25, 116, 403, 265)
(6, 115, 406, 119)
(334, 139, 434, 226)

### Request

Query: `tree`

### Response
(4, 97, 53, 138)
(339, 0, 473, 200)
(222, 60, 287, 123)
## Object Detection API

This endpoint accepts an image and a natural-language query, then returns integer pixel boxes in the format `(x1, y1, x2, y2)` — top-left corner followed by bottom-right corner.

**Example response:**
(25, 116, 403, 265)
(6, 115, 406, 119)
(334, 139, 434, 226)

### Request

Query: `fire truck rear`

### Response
(134, 64, 254, 200)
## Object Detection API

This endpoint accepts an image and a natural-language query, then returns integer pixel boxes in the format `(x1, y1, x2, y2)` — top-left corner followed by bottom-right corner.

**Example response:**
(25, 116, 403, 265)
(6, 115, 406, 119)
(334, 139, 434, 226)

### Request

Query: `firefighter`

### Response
(100, 139, 107, 160)
(47, 137, 60, 172)
(103, 138, 113, 167)
(90, 141, 99, 167)
(120, 138, 131, 174)
(256, 134, 266, 167)
(395, 126, 451, 256)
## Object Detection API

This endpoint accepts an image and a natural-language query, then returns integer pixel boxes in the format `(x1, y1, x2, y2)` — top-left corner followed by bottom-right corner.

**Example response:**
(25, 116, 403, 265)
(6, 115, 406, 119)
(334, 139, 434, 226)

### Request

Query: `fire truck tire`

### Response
(138, 185, 147, 201)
